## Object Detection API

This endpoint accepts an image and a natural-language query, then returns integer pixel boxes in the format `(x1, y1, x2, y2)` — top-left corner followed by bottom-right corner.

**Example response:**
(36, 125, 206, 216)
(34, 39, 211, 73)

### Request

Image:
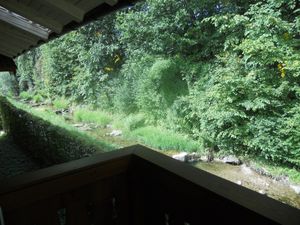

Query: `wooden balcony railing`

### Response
(0, 145, 299, 225)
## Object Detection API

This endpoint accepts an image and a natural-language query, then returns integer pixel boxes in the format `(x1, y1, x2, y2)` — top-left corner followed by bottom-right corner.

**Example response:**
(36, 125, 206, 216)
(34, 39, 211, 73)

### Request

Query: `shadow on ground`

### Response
(0, 133, 39, 180)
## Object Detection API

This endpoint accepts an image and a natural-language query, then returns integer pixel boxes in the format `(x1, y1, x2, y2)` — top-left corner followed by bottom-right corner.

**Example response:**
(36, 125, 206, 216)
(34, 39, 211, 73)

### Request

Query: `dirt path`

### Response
(0, 133, 40, 180)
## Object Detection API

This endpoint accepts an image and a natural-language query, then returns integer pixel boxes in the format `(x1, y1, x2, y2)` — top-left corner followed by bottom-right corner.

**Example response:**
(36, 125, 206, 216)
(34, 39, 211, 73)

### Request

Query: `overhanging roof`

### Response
(0, 0, 134, 59)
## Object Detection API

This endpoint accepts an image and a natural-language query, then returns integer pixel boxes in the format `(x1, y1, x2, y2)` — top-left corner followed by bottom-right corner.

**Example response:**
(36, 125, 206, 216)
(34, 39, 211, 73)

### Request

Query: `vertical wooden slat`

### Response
(113, 173, 130, 225)
(64, 189, 90, 225)
(5, 197, 61, 225)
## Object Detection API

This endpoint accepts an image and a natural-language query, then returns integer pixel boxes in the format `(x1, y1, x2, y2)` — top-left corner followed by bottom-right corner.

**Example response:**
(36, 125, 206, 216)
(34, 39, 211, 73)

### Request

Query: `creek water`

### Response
(192, 161, 300, 209)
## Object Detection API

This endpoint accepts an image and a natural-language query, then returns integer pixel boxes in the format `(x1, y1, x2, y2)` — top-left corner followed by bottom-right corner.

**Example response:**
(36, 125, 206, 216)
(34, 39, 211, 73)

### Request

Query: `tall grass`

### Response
(8, 99, 117, 152)
(74, 108, 112, 126)
(129, 126, 202, 152)
(53, 97, 69, 110)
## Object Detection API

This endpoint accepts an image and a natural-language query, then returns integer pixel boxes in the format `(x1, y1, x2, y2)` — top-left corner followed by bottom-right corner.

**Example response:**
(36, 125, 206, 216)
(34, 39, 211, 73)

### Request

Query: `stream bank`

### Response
(7, 99, 300, 209)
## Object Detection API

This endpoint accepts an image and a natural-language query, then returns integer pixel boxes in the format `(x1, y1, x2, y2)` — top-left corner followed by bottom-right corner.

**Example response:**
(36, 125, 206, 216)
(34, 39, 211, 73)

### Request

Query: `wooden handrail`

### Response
(0, 145, 299, 225)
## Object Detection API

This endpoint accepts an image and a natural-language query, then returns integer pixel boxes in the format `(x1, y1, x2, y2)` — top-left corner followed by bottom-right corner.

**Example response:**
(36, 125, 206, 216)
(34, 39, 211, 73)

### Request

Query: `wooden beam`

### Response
(0, 30, 36, 46)
(0, 37, 29, 52)
(0, 0, 63, 33)
(0, 21, 40, 44)
(37, 0, 85, 23)
(0, 48, 15, 58)
(0, 42, 20, 55)
(105, 0, 119, 6)
(0, 7, 49, 39)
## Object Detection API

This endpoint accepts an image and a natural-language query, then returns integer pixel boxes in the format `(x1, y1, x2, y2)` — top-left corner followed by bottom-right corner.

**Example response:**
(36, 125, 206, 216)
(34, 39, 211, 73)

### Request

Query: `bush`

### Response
(74, 108, 112, 126)
(0, 72, 17, 96)
(19, 91, 33, 101)
(122, 113, 146, 131)
(32, 94, 44, 103)
(136, 58, 188, 120)
(53, 97, 69, 110)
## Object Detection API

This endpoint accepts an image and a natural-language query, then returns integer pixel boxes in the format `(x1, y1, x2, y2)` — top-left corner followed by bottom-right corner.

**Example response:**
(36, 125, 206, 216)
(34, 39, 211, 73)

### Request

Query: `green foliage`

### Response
(1, 97, 116, 166)
(130, 126, 202, 152)
(19, 91, 33, 101)
(122, 113, 146, 131)
(0, 72, 17, 96)
(74, 108, 112, 126)
(14, 0, 300, 168)
(53, 97, 70, 110)
(32, 94, 44, 103)
(183, 0, 300, 166)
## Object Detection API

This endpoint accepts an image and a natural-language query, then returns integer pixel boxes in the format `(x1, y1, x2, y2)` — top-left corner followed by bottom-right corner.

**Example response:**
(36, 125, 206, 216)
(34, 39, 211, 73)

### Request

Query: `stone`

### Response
(185, 152, 201, 163)
(236, 180, 242, 185)
(109, 130, 122, 137)
(106, 124, 113, 129)
(290, 185, 300, 195)
(222, 155, 241, 165)
(172, 152, 188, 162)
(200, 155, 208, 162)
(240, 164, 253, 175)
(258, 190, 266, 195)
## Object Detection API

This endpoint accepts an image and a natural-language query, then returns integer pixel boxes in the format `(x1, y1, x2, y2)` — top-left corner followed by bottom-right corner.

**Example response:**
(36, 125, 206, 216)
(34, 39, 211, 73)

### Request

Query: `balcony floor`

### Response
(0, 133, 39, 180)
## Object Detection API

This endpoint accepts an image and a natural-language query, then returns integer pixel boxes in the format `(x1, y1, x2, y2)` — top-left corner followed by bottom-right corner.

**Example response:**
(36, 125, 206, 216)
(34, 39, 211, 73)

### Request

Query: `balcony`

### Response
(0, 145, 299, 225)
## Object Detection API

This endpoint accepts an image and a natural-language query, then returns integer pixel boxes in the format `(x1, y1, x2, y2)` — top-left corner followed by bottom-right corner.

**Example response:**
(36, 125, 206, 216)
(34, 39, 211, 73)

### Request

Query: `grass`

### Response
(123, 113, 146, 131)
(74, 108, 112, 126)
(252, 159, 300, 184)
(53, 97, 69, 110)
(8, 98, 117, 152)
(19, 91, 33, 101)
(129, 126, 202, 152)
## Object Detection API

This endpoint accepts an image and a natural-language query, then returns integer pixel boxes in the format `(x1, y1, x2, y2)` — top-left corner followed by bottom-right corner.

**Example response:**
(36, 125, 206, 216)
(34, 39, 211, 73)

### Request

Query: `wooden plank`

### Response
(0, 147, 135, 210)
(105, 0, 119, 6)
(0, 49, 14, 58)
(0, 0, 63, 33)
(0, 7, 49, 39)
(88, 178, 115, 224)
(0, 21, 40, 44)
(75, 0, 106, 12)
(0, 46, 17, 57)
(4, 197, 61, 225)
(0, 39, 28, 53)
(35, 0, 85, 23)
(0, 32, 35, 46)
(132, 146, 300, 225)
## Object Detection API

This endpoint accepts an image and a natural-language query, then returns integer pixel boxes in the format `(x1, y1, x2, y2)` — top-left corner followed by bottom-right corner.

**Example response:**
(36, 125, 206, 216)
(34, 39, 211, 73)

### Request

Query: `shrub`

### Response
(74, 108, 112, 126)
(53, 97, 69, 110)
(19, 91, 33, 101)
(136, 58, 188, 120)
(122, 113, 146, 131)
(33, 94, 44, 103)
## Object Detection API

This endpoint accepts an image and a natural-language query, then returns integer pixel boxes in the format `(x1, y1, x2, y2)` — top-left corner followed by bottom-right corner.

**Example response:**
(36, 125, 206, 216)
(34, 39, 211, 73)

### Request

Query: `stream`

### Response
(192, 161, 300, 209)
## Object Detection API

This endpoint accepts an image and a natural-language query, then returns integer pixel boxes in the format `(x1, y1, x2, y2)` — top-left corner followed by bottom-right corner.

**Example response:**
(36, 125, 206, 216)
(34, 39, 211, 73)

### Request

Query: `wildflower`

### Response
(277, 63, 286, 78)
(104, 67, 114, 72)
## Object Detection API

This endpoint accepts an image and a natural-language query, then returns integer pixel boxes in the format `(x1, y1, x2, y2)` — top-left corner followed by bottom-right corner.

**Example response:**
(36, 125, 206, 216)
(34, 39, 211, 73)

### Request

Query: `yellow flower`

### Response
(277, 63, 286, 78)
(104, 67, 114, 72)
(283, 32, 291, 40)
(114, 55, 121, 64)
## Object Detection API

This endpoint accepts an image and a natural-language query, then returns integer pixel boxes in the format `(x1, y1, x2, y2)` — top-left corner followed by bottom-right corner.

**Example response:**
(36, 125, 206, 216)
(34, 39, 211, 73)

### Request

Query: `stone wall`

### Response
(0, 97, 107, 166)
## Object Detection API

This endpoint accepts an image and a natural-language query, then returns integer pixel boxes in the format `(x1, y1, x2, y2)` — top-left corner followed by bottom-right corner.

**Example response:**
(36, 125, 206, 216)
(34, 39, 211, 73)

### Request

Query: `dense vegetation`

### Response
(3, 0, 300, 168)
(0, 97, 115, 165)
